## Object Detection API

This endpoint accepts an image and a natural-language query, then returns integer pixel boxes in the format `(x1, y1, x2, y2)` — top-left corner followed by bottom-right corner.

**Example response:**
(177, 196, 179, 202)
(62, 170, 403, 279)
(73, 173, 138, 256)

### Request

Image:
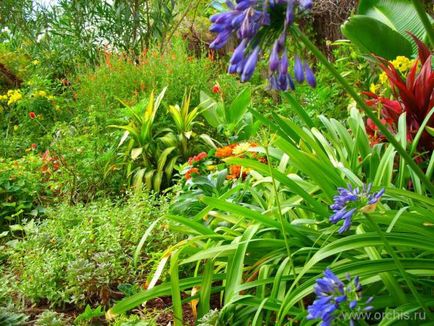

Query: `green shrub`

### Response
(2, 192, 175, 308)
(74, 38, 218, 122)
(0, 154, 47, 226)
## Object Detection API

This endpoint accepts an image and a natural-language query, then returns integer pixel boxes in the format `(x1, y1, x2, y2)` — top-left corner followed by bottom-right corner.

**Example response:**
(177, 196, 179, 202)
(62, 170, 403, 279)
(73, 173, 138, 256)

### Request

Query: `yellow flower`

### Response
(379, 72, 388, 84)
(369, 83, 380, 94)
(7, 90, 22, 105)
(0, 94, 8, 101)
(390, 56, 415, 74)
(206, 165, 217, 171)
(37, 90, 47, 97)
(47, 95, 55, 100)
(32, 60, 40, 65)
(232, 142, 252, 155)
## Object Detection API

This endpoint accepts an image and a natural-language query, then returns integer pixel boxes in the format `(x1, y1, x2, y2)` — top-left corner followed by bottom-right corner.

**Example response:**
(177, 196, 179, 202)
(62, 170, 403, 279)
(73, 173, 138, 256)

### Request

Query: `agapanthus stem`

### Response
(411, 0, 434, 46)
(264, 138, 304, 313)
(364, 214, 431, 317)
(293, 26, 434, 195)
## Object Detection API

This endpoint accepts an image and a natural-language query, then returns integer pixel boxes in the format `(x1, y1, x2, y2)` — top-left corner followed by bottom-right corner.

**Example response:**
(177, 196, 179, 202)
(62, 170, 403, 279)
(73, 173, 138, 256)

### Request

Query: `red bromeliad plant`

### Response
(364, 35, 434, 152)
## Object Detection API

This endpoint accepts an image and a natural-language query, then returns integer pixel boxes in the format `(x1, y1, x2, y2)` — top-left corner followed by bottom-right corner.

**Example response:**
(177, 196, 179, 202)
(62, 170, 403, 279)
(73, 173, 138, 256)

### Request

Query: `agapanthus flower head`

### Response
(307, 268, 374, 326)
(330, 183, 385, 233)
(209, 0, 315, 91)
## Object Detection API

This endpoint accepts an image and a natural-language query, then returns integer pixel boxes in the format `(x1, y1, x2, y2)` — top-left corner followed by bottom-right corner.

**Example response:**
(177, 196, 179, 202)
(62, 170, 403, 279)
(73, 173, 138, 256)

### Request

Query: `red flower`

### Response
(29, 112, 36, 119)
(185, 168, 199, 180)
(188, 152, 208, 165)
(31, 143, 37, 150)
(212, 83, 221, 94)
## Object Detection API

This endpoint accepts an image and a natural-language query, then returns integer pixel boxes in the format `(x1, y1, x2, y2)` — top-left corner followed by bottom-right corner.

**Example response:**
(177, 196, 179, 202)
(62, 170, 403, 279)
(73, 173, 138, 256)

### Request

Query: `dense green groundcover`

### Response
(0, 0, 433, 325)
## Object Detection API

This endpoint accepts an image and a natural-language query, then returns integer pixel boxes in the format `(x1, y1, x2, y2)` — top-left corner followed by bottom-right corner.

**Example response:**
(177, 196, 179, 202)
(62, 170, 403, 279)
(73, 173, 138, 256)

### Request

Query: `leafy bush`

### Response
(0, 154, 47, 226)
(109, 88, 211, 193)
(199, 88, 260, 142)
(74, 38, 218, 120)
(2, 192, 175, 308)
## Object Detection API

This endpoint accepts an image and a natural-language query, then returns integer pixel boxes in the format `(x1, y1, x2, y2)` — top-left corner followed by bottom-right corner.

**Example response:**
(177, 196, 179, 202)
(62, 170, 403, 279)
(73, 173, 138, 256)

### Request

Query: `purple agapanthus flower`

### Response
(307, 268, 374, 326)
(209, 0, 315, 91)
(330, 183, 385, 233)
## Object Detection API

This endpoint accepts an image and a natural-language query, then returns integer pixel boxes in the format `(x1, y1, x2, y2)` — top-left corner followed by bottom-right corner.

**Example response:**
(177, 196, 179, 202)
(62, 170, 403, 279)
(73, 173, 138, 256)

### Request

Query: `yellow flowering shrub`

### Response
(6, 89, 23, 105)
(390, 56, 415, 73)
(369, 55, 416, 95)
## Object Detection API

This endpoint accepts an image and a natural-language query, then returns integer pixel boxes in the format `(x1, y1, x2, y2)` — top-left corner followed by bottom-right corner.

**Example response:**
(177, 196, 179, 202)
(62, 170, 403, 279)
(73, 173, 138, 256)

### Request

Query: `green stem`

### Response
(265, 139, 303, 311)
(411, 0, 434, 46)
(364, 214, 431, 317)
(293, 26, 434, 195)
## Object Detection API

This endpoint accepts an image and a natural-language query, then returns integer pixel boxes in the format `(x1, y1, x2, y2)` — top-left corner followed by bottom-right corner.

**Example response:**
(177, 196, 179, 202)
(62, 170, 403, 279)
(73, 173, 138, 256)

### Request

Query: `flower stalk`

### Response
(292, 26, 434, 195)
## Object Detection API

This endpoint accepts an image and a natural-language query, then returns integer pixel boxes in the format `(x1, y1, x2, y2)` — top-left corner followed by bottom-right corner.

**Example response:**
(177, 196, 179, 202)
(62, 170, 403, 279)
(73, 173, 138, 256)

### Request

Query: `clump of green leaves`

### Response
(2, 192, 175, 307)
(110, 88, 210, 193)
(0, 154, 46, 226)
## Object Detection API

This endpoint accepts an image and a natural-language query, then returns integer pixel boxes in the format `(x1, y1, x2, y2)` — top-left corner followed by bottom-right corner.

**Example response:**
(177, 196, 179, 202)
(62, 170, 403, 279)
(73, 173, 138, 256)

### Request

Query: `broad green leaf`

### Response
(342, 15, 413, 60)
(228, 88, 250, 125)
(199, 91, 220, 128)
(358, 0, 432, 48)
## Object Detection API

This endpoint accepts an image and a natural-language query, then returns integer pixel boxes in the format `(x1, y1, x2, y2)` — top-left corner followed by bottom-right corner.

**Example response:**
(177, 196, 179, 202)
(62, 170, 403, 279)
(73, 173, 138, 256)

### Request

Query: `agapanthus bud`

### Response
(304, 62, 316, 87)
(231, 13, 246, 28)
(288, 74, 295, 90)
(241, 47, 260, 82)
(285, 0, 295, 26)
(230, 39, 247, 65)
(277, 32, 286, 52)
(236, 0, 256, 11)
(228, 64, 238, 74)
(209, 24, 227, 33)
(299, 0, 313, 10)
(279, 51, 289, 74)
(269, 75, 279, 90)
(269, 42, 280, 72)
(210, 30, 232, 49)
(294, 56, 304, 83)
(211, 12, 233, 24)
(225, 0, 235, 9)
(278, 72, 288, 90)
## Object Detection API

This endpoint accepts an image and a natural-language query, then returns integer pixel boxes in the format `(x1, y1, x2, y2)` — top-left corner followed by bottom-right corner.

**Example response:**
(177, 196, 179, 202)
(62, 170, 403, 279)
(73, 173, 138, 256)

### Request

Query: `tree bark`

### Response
(0, 63, 23, 88)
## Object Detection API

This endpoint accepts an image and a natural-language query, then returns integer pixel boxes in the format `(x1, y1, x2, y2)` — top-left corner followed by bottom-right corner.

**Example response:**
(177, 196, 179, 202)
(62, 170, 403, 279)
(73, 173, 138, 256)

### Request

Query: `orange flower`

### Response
(212, 83, 221, 94)
(215, 144, 236, 158)
(185, 168, 199, 180)
(227, 165, 250, 180)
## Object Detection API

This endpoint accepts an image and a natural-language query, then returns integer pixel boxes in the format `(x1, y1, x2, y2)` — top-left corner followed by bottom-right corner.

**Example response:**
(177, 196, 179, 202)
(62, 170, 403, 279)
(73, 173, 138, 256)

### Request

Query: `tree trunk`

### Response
(0, 63, 23, 88)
